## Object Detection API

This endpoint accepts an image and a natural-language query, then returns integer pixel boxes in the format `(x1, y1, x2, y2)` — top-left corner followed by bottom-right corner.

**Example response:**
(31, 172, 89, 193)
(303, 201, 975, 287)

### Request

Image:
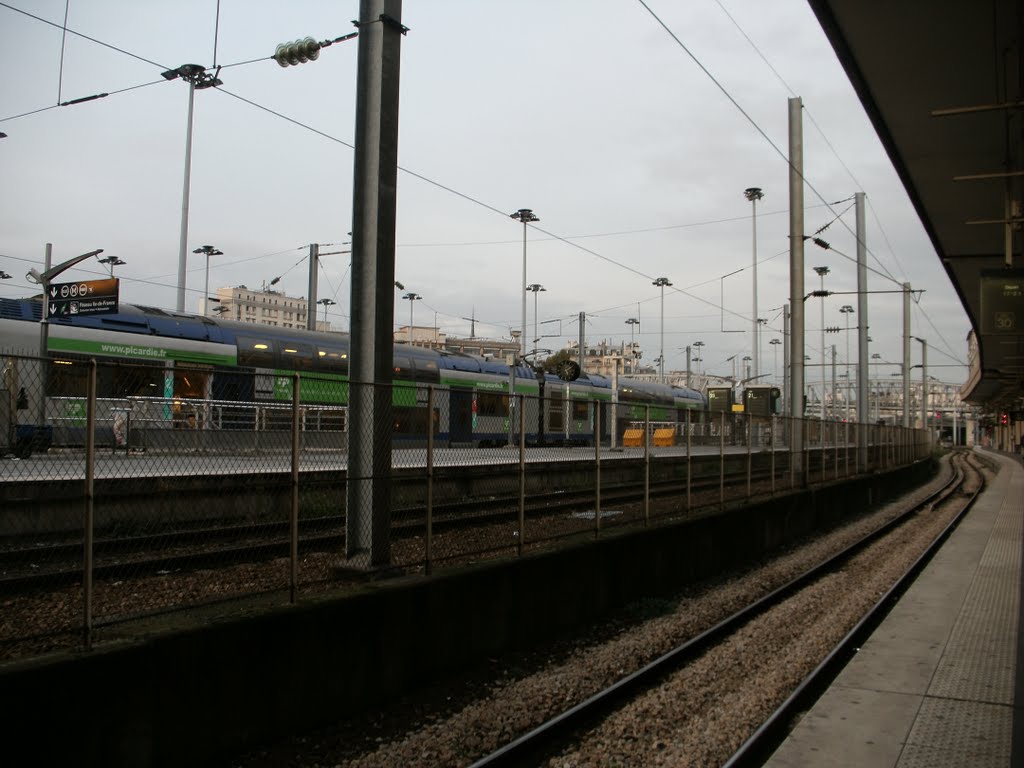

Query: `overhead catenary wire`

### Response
(0, 1, 169, 69)
(635, 0, 907, 292)
(0, 1, 872, 333)
(0, 1, 966, 369)
(712, 0, 909, 284)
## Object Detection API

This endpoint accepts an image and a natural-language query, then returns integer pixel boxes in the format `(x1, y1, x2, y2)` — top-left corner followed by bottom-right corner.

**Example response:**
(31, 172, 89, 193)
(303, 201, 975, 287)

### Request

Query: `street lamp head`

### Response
(814, 266, 830, 277)
(0, 271, 11, 280)
(769, 338, 781, 345)
(402, 292, 421, 301)
(653, 277, 672, 287)
(693, 340, 704, 348)
(743, 187, 763, 202)
(318, 298, 336, 307)
(525, 283, 545, 293)
(26, 268, 43, 284)
(98, 255, 126, 269)
(163, 64, 222, 88)
(625, 318, 639, 326)
(839, 304, 854, 314)
(192, 245, 223, 256)
(510, 208, 539, 224)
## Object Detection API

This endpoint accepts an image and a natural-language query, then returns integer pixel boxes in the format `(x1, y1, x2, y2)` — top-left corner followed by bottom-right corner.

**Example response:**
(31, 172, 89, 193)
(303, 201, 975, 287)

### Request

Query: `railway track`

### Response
(465, 449, 984, 767)
(0, 465, 781, 594)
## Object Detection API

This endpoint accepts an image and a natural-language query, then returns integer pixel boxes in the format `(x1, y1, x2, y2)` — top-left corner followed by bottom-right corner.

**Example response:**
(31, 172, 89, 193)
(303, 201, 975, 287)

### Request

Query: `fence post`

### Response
(594, 404, 601, 535)
(83, 359, 97, 650)
(789, 417, 796, 490)
(833, 419, 839, 479)
(685, 408, 692, 512)
(804, 417, 810, 487)
(518, 393, 525, 555)
(427, 386, 435, 571)
(719, 411, 726, 509)
(845, 419, 850, 477)
(644, 404, 651, 526)
(289, 373, 300, 603)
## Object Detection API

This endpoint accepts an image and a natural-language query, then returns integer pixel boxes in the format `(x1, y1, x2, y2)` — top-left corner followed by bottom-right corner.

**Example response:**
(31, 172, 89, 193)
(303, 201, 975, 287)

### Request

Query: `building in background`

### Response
(207, 285, 332, 332)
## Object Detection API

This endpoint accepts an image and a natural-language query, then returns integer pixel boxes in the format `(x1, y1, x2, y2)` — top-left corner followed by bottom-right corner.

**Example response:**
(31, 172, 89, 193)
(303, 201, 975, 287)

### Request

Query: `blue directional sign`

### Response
(47, 278, 120, 319)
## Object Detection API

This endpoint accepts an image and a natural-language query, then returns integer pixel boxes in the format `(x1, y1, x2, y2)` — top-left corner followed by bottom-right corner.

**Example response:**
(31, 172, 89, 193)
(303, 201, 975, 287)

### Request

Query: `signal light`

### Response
(273, 37, 321, 67)
(1000, 412, 1009, 425)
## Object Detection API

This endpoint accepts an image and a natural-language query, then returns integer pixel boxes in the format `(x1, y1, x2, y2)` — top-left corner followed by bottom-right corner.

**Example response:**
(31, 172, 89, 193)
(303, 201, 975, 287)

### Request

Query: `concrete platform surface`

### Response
(765, 448, 1023, 768)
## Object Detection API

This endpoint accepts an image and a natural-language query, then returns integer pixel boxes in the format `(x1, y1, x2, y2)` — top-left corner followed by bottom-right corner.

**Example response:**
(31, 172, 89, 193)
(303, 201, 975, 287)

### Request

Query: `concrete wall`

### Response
(0, 459, 936, 767)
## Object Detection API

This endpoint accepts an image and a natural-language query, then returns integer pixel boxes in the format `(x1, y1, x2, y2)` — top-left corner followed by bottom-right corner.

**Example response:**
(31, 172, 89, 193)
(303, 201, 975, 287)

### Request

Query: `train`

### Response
(0, 297, 705, 452)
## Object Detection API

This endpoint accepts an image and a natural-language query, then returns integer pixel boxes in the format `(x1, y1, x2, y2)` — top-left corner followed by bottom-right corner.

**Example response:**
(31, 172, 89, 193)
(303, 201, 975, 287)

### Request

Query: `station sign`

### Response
(707, 387, 733, 412)
(980, 270, 1024, 335)
(46, 278, 120, 319)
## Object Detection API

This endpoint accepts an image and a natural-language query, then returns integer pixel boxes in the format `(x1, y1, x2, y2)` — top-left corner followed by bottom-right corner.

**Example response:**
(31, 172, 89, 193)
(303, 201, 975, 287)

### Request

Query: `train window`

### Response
(393, 405, 434, 435)
(237, 336, 276, 368)
(174, 368, 208, 399)
(393, 353, 414, 379)
(45, 357, 162, 400)
(571, 397, 589, 420)
(477, 391, 509, 417)
(46, 357, 88, 397)
(411, 358, 440, 383)
(547, 388, 564, 431)
(280, 342, 314, 371)
(108, 362, 164, 398)
(317, 346, 349, 375)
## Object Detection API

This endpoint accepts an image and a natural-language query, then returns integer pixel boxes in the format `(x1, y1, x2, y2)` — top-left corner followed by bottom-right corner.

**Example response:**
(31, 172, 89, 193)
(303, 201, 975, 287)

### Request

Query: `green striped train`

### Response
(0, 298, 705, 449)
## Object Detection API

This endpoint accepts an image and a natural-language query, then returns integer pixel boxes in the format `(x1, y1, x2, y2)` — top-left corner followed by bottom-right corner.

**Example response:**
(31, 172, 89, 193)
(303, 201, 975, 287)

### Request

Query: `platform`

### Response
(765, 448, 1023, 767)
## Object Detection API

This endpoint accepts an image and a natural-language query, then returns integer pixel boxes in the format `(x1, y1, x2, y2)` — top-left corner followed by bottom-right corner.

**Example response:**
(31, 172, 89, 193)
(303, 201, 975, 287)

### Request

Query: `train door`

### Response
(172, 366, 210, 428)
(449, 387, 473, 445)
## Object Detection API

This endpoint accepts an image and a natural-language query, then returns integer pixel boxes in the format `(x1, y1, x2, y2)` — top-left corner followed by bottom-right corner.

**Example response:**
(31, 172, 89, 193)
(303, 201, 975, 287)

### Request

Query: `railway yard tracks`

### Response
(1, 461, 782, 659)
(232, 449, 988, 767)
(0, 466, 778, 593)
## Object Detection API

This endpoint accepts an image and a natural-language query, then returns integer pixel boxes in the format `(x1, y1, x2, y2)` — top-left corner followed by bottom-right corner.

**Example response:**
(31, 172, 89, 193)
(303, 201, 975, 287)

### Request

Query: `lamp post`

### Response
(693, 340, 705, 378)
(743, 355, 752, 382)
(511, 208, 539, 360)
(744, 187, 763, 379)
(193, 245, 223, 315)
(161, 64, 223, 312)
(625, 317, 639, 373)
(526, 283, 545, 358)
(26, 244, 104, 425)
(813, 265, 830, 418)
(653, 277, 672, 383)
(97, 255, 126, 277)
(402, 292, 421, 345)
(317, 297, 336, 328)
(769, 338, 781, 384)
(871, 352, 881, 421)
(839, 304, 854, 421)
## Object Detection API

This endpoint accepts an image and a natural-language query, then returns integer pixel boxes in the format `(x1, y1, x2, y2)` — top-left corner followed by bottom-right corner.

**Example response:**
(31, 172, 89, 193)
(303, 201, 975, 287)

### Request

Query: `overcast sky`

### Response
(0, 0, 971, 388)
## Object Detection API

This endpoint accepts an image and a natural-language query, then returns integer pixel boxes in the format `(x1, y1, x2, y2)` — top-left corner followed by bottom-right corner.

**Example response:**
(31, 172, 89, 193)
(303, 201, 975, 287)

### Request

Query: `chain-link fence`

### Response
(0, 353, 932, 660)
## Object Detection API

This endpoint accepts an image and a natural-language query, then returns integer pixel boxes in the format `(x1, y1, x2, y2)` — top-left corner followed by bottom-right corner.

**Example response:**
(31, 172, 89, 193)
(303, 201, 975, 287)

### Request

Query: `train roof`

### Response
(618, 376, 704, 402)
(1, 298, 531, 375)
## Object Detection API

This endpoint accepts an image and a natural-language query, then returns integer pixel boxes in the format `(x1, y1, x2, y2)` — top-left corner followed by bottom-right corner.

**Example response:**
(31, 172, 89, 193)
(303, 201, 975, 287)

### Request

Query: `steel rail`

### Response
(468, 452, 974, 768)
(721, 451, 983, 767)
